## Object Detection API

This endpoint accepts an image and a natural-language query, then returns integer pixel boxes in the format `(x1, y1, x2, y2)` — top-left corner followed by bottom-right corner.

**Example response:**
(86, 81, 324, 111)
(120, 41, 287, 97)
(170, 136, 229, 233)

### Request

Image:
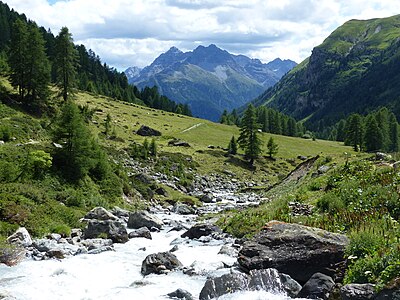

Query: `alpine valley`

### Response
(125, 45, 296, 121)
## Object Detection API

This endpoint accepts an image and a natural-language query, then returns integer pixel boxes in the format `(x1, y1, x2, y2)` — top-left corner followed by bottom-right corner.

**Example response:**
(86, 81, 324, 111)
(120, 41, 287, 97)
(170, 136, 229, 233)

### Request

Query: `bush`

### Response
(49, 224, 71, 237)
(0, 125, 11, 142)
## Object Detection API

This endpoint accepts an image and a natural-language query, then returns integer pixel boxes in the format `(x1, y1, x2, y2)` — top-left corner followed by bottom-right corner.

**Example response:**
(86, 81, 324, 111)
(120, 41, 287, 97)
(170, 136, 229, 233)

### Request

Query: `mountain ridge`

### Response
(253, 14, 400, 132)
(125, 45, 296, 121)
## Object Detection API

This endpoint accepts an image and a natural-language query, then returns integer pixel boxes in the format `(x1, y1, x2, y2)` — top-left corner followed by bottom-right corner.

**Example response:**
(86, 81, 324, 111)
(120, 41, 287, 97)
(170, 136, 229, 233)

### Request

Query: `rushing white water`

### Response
(0, 211, 293, 300)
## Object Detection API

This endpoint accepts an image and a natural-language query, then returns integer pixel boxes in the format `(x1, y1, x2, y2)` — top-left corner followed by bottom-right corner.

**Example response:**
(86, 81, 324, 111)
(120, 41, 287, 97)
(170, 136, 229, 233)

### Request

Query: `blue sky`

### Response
(5, 0, 400, 71)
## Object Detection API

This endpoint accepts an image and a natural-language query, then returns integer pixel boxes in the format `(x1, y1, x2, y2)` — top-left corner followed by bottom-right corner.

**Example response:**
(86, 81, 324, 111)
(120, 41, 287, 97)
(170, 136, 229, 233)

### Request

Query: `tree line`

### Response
(329, 107, 399, 152)
(220, 106, 305, 137)
(0, 2, 191, 115)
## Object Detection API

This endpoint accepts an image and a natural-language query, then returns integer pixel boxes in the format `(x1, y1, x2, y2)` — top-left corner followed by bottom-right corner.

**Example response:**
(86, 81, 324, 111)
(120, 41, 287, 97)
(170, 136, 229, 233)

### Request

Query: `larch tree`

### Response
(237, 104, 262, 165)
(54, 27, 79, 102)
(267, 137, 279, 158)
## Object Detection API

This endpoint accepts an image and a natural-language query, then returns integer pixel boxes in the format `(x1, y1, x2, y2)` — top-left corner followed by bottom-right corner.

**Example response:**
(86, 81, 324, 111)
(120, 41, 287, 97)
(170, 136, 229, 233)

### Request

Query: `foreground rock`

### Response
(199, 268, 300, 300)
(167, 288, 194, 300)
(340, 283, 376, 300)
(181, 223, 221, 239)
(297, 273, 335, 299)
(141, 251, 183, 275)
(238, 221, 349, 283)
(0, 245, 26, 266)
(128, 227, 152, 240)
(128, 210, 163, 230)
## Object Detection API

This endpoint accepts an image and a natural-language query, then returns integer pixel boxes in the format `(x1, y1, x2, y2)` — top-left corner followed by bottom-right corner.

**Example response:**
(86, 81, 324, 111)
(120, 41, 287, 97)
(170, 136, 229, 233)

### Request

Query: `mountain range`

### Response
(125, 45, 296, 121)
(254, 14, 400, 132)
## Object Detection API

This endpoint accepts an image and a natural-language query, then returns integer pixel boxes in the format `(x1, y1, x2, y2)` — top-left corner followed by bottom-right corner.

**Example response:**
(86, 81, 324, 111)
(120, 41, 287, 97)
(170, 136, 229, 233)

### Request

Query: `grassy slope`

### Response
(76, 91, 353, 184)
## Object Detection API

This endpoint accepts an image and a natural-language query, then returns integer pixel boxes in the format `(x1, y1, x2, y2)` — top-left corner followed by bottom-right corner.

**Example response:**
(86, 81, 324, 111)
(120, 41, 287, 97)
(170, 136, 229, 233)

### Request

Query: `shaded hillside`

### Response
(254, 15, 400, 131)
(127, 45, 296, 121)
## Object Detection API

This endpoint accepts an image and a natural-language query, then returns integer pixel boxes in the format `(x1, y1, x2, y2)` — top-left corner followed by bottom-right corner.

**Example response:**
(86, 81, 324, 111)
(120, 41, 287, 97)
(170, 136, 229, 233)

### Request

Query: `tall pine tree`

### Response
(238, 104, 262, 165)
(54, 27, 79, 102)
(364, 115, 383, 152)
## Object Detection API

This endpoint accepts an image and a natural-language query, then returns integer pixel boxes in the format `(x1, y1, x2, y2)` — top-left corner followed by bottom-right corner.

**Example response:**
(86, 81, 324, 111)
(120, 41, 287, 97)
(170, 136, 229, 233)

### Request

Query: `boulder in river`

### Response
(128, 210, 163, 230)
(297, 272, 335, 299)
(7, 227, 32, 247)
(83, 220, 128, 243)
(141, 251, 182, 275)
(238, 220, 349, 283)
(167, 288, 194, 300)
(199, 268, 299, 300)
(128, 227, 152, 240)
(173, 202, 195, 215)
(0, 244, 26, 266)
(181, 223, 221, 239)
(137, 125, 161, 136)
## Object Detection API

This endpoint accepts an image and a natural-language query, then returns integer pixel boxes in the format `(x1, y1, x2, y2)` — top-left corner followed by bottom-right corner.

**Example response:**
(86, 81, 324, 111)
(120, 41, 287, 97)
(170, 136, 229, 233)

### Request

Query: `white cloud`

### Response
(5, 0, 400, 70)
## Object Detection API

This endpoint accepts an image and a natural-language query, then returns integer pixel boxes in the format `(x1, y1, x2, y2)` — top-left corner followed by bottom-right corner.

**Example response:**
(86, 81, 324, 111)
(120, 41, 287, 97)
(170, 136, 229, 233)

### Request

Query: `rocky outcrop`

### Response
(173, 202, 195, 215)
(128, 210, 163, 230)
(297, 272, 335, 299)
(199, 268, 300, 300)
(340, 283, 376, 300)
(137, 125, 161, 136)
(181, 223, 221, 239)
(83, 219, 128, 243)
(128, 227, 152, 240)
(141, 251, 182, 275)
(238, 221, 349, 283)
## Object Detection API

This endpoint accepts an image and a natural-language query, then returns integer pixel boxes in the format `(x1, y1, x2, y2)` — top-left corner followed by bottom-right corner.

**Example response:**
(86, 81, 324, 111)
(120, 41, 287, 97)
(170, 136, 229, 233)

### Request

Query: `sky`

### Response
(5, 0, 400, 71)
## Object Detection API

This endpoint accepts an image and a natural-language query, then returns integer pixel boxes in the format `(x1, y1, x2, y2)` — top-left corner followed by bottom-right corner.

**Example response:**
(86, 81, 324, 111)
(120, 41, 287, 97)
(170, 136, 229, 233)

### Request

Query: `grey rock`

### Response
(218, 245, 238, 257)
(81, 238, 113, 251)
(167, 288, 194, 300)
(181, 223, 221, 239)
(155, 187, 169, 197)
(0, 245, 26, 266)
(199, 272, 249, 300)
(137, 125, 161, 136)
(238, 221, 349, 283)
(110, 206, 130, 219)
(141, 251, 182, 275)
(128, 227, 152, 240)
(318, 165, 330, 174)
(297, 272, 335, 299)
(340, 283, 376, 300)
(83, 220, 128, 243)
(83, 207, 118, 221)
(7, 227, 32, 247)
(375, 152, 392, 161)
(128, 210, 163, 230)
(280, 273, 302, 298)
(173, 202, 195, 215)
(199, 193, 213, 203)
(168, 140, 190, 147)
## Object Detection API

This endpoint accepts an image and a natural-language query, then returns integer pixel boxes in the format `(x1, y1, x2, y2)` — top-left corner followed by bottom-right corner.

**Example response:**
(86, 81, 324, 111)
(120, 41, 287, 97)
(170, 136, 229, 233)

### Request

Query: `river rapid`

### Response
(0, 202, 297, 300)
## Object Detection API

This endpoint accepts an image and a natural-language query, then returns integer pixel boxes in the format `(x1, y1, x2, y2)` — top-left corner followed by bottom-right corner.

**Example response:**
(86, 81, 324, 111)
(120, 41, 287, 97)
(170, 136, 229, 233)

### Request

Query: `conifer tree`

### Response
(104, 113, 112, 136)
(267, 137, 279, 158)
(149, 138, 157, 157)
(388, 113, 399, 152)
(227, 135, 237, 155)
(142, 138, 149, 159)
(345, 114, 364, 152)
(238, 104, 262, 164)
(364, 115, 383, 152)
(54, 27, 79, 101)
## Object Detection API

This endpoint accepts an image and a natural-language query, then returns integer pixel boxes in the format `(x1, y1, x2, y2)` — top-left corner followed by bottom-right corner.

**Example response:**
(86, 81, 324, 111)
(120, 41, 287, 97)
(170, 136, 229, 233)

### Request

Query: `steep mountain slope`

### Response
(126, 45, 296, 121)
(254, 15, 400, 131)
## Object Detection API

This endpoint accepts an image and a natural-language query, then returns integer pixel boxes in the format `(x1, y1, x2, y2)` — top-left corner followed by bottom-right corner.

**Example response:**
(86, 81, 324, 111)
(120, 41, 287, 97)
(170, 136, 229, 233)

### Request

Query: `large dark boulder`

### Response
(340, 283, 376, 300)
(83, 220, 128, 243)
(297, 272, 335, 299)
(141, 251, 182, 275)
(199, 272, 249, 300)
(181, 223, 221, 239)
(238, 221, 349, 283)
(199, 268, 300, 300)
(137, 125, 161, 136)
(128, 210, 163, 230)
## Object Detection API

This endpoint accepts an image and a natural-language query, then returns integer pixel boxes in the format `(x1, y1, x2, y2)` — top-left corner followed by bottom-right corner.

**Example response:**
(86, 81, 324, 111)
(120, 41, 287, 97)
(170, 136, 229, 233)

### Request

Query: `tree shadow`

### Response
(225, 155, 255, 171)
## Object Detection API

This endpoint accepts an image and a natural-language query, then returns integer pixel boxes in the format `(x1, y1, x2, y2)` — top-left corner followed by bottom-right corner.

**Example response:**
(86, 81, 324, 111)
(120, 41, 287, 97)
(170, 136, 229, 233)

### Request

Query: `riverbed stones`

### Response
(181, 223, 221, 239)
(173, 202, 195, 215)
(128, 227, 152, 240)
(297, 272, 335, 299)
(238, 221, 349, 283)
(141, 251, 182, 275)
(128, 210, 163, 230)
(7, 227, 32, 247)
(199, 272, 249, 300)
(83, 219, 128, 243)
